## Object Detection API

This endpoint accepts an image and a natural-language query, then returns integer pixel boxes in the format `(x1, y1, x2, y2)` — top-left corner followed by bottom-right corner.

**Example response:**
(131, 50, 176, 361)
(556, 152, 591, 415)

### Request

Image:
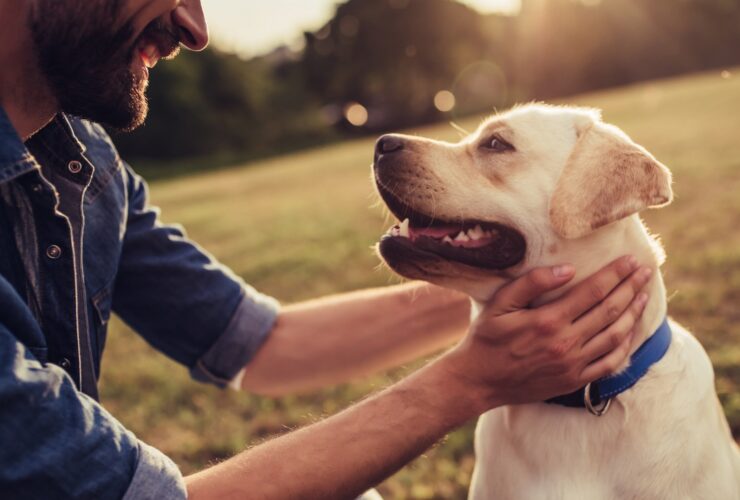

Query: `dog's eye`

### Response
(481, 136, 514, 152)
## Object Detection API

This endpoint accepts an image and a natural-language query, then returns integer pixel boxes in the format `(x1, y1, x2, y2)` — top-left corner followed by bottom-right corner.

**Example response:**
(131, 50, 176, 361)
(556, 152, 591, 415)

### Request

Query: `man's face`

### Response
(29, 0, 208, 131)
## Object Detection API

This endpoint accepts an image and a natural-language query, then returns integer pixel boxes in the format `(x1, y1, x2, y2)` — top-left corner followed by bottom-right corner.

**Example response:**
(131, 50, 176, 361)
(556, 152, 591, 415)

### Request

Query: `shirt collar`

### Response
(0, 106, 37, 184)
(0, 107, 86, 185)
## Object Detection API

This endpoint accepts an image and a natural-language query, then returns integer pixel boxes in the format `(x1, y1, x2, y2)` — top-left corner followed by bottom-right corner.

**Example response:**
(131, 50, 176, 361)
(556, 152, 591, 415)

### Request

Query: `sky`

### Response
(203, 0, 520, 57)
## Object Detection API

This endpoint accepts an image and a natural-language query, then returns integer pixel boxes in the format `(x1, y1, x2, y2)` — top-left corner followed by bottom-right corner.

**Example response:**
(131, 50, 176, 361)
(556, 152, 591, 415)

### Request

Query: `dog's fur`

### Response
(373, 104, 740, 499)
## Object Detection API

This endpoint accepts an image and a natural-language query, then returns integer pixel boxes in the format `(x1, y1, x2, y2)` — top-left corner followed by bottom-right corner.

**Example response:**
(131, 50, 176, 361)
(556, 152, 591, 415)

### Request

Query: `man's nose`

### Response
(172, 0, 209, 51)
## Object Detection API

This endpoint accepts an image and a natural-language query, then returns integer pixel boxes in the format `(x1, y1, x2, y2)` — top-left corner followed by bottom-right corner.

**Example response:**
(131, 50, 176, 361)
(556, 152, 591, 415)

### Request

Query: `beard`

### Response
(29, 1, 178, 131)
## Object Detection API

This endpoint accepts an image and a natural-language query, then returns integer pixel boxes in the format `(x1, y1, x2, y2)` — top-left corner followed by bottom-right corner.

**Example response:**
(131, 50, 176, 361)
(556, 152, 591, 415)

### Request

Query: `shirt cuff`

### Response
(190, 287, 280, 387)
(122, 441, 186, 500)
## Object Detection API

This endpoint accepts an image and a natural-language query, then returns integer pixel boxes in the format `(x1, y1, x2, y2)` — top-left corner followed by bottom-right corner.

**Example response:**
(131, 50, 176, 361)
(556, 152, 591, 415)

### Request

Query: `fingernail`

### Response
(626, 255, 638, 269)
(553, 264, 575, 277)
(637, 292, 648, 306)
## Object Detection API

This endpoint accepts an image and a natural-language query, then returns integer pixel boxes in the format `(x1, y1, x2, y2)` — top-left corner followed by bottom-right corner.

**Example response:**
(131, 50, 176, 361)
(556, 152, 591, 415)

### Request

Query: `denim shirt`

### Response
(0, 108, 279, 499)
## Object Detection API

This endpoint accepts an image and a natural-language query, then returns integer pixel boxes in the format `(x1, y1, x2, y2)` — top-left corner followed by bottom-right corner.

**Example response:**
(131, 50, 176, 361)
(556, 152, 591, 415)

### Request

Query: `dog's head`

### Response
(373, 104, 672, 300)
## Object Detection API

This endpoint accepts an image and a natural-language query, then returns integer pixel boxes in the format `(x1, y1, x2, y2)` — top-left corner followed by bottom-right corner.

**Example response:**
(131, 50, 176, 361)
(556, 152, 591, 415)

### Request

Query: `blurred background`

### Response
(101, 1, 740, 498)
(115, 0, 740, 177)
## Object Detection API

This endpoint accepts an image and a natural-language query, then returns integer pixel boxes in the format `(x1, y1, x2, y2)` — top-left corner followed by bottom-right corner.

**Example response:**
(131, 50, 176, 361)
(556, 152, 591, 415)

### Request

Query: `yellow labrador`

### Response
(372, 104, 740, 499)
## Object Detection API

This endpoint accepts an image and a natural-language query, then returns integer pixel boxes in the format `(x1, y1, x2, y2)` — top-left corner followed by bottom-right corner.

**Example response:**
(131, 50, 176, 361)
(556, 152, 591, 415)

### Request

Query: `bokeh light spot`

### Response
(451, 61, 508, 118)
(345, 102, 369, 126)
(434, 90, 456, 112)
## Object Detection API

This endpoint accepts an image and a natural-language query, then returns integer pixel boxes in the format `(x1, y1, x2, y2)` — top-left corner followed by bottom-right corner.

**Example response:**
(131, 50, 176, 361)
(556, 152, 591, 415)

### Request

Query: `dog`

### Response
(372, 104, 740, 499)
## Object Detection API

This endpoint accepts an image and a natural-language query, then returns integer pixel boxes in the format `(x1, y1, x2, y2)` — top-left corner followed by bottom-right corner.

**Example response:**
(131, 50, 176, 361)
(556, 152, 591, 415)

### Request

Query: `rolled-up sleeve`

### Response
(0, 323, 186, 500)
(123, 442, 186, 500)
(112, 164, 279, 387)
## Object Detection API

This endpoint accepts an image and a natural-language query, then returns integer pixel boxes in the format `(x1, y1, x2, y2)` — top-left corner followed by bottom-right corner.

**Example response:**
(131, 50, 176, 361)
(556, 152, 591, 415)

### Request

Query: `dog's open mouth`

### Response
(377, 185, 526, 270)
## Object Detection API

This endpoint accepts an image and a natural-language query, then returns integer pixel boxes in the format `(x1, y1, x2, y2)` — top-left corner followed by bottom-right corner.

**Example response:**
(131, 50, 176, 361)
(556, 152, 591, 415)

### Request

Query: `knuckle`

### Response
(535, 312, 559, 335)
(616, 256, 635, 276)
(629, 273, 647, 292)
(547, 337, 575, 358)
(604, 302, 621, 323)
(587, 281, 609, 302)
(609, 330, 623, 350)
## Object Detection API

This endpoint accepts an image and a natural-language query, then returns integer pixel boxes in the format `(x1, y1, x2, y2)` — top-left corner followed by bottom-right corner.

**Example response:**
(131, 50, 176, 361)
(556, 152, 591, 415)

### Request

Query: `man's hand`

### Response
(441, 255, 652, 412)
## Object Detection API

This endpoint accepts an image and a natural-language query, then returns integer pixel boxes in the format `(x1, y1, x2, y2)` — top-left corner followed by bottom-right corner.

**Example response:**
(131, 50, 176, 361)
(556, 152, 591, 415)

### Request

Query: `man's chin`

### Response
(62, 89, 148, 132)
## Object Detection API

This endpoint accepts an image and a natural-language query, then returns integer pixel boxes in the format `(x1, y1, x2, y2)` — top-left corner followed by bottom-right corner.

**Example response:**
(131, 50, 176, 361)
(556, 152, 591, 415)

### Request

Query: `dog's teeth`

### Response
(399, 218, 410, 238)
(454, 231, 470, 242)
(443, 235, 453, 244)
(468, 225, 484, 240)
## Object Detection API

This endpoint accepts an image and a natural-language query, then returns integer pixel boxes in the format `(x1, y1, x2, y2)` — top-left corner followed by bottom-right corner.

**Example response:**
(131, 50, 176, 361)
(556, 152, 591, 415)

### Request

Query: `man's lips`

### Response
(138, 43, 160, 69)
(134, 19, 181, 70)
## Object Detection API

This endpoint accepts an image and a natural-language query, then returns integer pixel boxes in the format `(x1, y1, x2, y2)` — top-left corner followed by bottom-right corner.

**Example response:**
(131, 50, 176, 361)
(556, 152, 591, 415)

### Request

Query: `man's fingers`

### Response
(579, 292, 648, 362)
(557, 256, 641, 320)
(488, 264, 575, 315)
(574, 267, 652, 342)
(580, 329, 636, 383)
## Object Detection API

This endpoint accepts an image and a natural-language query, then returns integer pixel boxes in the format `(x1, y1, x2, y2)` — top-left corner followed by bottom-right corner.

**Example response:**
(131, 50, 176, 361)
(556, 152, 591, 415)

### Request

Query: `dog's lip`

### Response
(376, 177, 510, 235)
(375, 179, 447, 228)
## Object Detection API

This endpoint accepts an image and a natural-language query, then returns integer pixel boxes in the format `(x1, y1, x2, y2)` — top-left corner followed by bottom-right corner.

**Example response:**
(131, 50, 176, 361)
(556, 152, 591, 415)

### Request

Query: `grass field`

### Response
(100, 68, 740, 499)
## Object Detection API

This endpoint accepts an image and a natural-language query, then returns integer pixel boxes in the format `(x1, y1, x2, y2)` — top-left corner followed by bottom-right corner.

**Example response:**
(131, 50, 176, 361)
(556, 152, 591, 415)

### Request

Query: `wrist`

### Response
(426, 352, 504, 420)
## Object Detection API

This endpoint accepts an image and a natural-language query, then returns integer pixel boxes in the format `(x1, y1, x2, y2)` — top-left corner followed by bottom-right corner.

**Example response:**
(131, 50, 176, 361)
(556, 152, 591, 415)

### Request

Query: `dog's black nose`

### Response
(375, 135, 404, 160)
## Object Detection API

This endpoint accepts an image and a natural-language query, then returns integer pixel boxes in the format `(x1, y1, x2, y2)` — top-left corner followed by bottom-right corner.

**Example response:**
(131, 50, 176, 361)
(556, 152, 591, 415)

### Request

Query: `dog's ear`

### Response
(549, 120, 673, 239)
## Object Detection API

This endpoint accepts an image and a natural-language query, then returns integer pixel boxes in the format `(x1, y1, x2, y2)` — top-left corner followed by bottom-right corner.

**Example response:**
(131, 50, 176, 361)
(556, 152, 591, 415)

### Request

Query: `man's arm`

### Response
(190, 356, 482, 500)
(188, 257, 652, 499)
(239, 282, 470, 395)
(0, 277, 186, 500)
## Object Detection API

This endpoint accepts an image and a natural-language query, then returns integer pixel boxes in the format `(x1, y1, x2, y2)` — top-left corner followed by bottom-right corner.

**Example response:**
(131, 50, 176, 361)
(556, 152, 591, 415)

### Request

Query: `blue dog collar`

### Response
(547, 317, 672, 415)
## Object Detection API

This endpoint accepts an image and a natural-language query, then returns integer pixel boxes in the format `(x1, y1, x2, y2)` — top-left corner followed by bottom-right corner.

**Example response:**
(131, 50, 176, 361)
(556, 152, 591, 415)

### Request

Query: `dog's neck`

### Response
(473, 216, 667, 362)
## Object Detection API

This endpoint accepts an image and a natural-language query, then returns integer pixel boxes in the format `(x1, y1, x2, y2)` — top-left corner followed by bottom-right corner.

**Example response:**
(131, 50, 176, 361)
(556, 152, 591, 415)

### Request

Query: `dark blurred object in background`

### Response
(114, 0, 740, 177)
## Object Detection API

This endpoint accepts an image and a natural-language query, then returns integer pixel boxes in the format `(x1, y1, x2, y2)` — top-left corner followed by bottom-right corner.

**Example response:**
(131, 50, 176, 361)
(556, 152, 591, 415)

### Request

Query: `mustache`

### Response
(137, 19, 181, 59)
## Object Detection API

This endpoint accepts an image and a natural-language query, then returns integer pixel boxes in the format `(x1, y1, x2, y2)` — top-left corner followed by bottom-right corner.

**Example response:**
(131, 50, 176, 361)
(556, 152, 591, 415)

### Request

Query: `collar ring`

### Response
(584, 382, 612, 416)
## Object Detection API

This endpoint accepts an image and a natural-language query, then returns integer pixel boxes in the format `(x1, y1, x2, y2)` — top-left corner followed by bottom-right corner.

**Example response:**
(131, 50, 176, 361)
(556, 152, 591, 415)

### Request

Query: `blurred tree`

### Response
(302, 0, 500, 130)
(114, 0, 740, 174)
(115, 48, 335, 165)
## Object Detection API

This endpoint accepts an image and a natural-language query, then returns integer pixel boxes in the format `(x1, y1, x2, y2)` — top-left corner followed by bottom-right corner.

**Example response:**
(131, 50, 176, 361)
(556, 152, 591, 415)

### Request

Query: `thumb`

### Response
(488, 265, 576, 315)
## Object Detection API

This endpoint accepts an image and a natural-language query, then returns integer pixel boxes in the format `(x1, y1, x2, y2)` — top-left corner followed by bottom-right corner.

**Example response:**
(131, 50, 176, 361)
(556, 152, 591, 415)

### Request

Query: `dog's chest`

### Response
(467, 323, 737, 500)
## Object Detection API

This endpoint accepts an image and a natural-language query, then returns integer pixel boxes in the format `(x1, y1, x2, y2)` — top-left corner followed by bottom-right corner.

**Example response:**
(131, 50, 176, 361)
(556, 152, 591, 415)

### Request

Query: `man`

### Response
(0, 1, 652, 499)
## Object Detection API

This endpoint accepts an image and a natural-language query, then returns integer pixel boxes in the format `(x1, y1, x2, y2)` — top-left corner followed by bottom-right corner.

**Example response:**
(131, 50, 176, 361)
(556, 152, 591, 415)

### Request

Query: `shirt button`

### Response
(46, 245, 62, 260)
(59, 358, 72, 370)
(31, 184, 43, 193)
(68, 160, 83, 174)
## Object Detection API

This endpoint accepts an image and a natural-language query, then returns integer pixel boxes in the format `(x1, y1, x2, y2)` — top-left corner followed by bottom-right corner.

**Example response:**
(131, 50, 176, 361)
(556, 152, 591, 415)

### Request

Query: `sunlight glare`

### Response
(461, 0, 521, 15)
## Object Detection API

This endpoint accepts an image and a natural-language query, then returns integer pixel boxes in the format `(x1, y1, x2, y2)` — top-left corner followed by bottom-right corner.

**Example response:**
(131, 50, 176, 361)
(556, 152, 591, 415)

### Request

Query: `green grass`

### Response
(99, 68, 740, 499)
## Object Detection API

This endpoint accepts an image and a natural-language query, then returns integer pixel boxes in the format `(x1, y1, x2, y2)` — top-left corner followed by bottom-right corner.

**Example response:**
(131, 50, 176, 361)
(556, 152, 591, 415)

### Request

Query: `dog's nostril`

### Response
(376, 135, 404, 157)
